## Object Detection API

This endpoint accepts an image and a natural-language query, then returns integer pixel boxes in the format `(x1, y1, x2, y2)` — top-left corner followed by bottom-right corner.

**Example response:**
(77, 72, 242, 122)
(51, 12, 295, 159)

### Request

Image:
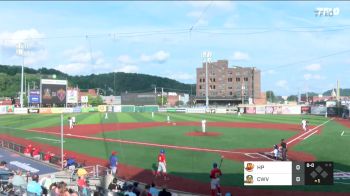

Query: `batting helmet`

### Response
(213, 163, 218, 168)
(160, 149, 165, 154)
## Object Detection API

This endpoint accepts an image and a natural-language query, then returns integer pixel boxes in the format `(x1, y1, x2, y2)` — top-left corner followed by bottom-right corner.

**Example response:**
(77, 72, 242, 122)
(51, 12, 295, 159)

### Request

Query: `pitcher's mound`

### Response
(186, 131, 221, 137)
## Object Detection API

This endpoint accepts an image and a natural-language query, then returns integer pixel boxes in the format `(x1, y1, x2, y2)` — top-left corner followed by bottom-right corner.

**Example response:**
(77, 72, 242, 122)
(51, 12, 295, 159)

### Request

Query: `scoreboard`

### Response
(244, 161, 333, 186)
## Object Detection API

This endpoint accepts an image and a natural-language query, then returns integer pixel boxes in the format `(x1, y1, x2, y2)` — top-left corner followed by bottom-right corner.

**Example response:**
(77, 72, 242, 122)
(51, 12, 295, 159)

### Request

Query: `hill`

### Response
(0, 65, 195, 97)
(323, 88, 350, 96)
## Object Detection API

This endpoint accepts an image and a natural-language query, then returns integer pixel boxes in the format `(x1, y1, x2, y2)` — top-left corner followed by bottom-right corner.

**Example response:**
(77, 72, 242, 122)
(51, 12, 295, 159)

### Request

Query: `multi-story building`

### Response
(195, 60, 261, 105)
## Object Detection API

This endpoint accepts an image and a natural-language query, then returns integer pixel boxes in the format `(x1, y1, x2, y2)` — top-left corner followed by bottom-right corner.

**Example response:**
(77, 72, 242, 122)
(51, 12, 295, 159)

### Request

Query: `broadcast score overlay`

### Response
(244, 161, 333, 186)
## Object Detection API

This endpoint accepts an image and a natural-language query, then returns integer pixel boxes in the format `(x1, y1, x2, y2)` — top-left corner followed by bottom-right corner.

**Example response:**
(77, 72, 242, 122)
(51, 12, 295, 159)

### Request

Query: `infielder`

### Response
(72, 116, 76, 126)
(68, 117, 73, 129)
(156, 149, 168, 180)
(202, 119, 206, 133)
(151, 112, 154, 118)
(105, 112, 108, 119)
(167, 115, 170, 123)
(301, 119, 307, 131)
(210, 163, 222, 196)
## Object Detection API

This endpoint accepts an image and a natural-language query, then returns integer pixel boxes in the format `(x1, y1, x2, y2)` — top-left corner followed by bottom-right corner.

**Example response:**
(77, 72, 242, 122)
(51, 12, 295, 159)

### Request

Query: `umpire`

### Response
(280, 139, 287, 161)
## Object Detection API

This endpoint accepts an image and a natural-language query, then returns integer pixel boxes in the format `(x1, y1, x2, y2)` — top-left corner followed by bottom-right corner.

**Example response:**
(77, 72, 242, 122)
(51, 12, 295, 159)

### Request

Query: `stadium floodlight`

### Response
(202, 51, 212, 108)
(16, 42, 28, 108)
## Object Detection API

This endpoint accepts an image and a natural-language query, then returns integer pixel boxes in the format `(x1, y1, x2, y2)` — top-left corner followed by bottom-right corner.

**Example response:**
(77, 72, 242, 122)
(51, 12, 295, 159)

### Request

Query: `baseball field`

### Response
(0, 112, 349, 196)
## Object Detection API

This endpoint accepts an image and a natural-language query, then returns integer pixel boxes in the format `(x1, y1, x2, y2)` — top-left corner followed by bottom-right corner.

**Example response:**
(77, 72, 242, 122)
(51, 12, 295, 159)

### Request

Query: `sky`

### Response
(0, 1, 349, 96)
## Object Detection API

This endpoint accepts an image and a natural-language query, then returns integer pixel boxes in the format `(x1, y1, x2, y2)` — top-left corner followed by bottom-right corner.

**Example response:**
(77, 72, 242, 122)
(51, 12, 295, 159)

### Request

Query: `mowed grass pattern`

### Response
(0, 113, 349, 192)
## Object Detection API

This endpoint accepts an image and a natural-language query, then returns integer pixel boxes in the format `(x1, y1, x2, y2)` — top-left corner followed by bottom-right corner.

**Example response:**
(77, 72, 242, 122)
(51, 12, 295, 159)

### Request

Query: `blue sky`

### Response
(0, 1, 349, 95)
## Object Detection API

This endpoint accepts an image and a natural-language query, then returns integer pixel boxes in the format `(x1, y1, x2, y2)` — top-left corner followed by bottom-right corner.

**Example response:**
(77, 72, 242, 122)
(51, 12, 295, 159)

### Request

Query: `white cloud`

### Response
(276, 80, 288, 89)
(0, 29, 47, 66)
(267, 70, 277, 75)
(187, 11, 202, 18)
(304, 63, 321, 71)
(56, 46, 110, 75)
(303, 73, 324, 80)
(140, 50, 170, 64)
(114, 65, 139, 73)
(117, 55, 135, 65)
(232, 51, 250, 61)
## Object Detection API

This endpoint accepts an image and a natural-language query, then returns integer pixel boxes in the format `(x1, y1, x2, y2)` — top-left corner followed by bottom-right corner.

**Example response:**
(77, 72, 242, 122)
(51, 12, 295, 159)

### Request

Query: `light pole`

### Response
(16, 42, 27, 108)
(202, 51, 212, 108)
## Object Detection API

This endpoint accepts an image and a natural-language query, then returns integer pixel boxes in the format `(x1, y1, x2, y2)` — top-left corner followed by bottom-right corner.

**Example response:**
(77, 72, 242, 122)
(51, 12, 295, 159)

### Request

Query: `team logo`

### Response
(43, 88, 52, 100)
(57, 88, 66, 102)
(245, 163, 254, 172)
(244, 175, 254, 184)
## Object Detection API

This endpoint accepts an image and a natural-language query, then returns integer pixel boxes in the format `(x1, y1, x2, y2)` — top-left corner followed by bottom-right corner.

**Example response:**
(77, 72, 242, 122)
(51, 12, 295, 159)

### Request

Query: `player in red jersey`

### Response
(156, 149, 169, 180)
(24, 144, 32, 157)
(210, 163, 222, 196)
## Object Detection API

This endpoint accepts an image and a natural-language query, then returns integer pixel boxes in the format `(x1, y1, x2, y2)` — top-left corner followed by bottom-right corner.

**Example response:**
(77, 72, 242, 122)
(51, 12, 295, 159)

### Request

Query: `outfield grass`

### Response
(0, 113, 349, 192)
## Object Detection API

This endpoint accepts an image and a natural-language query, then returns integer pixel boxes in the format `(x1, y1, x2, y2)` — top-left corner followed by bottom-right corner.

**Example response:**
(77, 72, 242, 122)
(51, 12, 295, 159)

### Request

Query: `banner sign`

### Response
(14, 108, 28, 114)
(28, 108, 40, 114)
(41, 79, 67, 105)
(0, 106, 7, 114)
(29, 90, 40, 104)
(67, 90, 78, 104)
(281, 106, 301, 114)
(39, 108, 52, 114)
(81, 96, 88, 103)
(311, 106, 327, 115)
(186, 108, 206, 113)
(246, 107, 256, 114)
(255, 106, 266, 114)
(98, 105, 107, 112)
(301, 106, 311, 114)
(73, 107, 82, 113)
(113, 105, 121, 113)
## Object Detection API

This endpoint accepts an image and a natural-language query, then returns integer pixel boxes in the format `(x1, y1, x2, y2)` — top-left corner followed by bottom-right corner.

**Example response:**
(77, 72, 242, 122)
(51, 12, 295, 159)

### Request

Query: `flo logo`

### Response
(314, 8, 340, 17)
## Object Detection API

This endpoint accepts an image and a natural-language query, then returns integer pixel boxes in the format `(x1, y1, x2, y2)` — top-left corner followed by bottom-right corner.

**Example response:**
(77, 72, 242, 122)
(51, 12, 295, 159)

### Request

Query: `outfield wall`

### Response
(0, 104, 344, 117)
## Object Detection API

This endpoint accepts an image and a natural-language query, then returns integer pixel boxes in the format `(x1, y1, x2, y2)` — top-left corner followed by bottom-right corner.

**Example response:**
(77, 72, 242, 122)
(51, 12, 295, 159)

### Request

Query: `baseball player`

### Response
(68, 117, 73, 129)
(167, 116, 170, 123)
(151, 112, 154, 118)
(105, 112, 109, 119)
(210, 163, 222, 196)
(301, 119, 307, 131)
(202, 119, 206, 133)
(72, 116, 76, 126)
(156, 149, 168, 180)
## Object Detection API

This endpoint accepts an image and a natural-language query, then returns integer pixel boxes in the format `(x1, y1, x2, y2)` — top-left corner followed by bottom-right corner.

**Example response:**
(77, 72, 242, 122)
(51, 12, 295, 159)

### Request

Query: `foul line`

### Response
(341, 131, 345, 136)
(302, 130, 319, 140)
(26, 137, 64, 143)
(287, 118, 334, 145)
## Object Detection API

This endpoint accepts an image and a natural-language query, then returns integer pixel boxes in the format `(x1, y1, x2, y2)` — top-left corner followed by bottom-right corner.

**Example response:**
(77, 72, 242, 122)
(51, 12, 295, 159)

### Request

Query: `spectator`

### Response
(26, 174, 43, 196)
(149, 182, 159, 196)
(158, 185, 172, 196)
(132, 181, 141, 196)
(140, 184, 152, 196)
(49, 182, 58, 196)
(12, 170, 27, 192)
(0, 161, 9, 171)
(57, 181, 70, 196)
(124, 184, 137, 196)
(39, 174, 55, 195)
(44, 151, 53, 163)
(78, 175, 89, 196)
(108, 177, 119, 192)
(32, 147, 41, 160)
(109, 151, 118, 176)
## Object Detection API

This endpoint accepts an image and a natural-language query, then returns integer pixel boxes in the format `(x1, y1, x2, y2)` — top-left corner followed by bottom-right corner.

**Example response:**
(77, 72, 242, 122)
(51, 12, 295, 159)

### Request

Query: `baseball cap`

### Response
(213, 163, 218, 168)
(112, 151, 117, 155)
(160, 149, 165, 154)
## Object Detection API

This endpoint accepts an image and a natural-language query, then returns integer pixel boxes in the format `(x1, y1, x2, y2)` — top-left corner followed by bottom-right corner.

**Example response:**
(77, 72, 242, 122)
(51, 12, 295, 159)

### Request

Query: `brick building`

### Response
(195, 60, 261, 105)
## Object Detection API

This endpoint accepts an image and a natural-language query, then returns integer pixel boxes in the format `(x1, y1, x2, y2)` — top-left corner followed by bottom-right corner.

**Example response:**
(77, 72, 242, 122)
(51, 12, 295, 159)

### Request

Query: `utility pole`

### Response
(202, 51, 212, 108)
(161, 87, 164, 106)
(252, 67, 255, 104)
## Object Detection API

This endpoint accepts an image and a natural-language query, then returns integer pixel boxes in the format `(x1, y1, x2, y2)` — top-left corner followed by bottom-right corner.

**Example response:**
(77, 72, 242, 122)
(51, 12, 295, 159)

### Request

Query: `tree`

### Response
(88, 95, 103, 106)
(266, 91, 276, 103)
(157, 96, 167, 106)
(287, 95, 298, 102)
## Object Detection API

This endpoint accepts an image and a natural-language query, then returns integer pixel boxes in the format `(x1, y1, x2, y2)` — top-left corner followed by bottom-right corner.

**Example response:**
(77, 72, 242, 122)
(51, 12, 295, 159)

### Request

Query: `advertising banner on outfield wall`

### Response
(281, 106, 301, 114)
(29, 90, 40, 104)
(265, 106, 282, 114)
(81, 96, 88, 103)
(51, 108, 64, 114)
(0, 106, 7, 114)
(255, 106, 265, 114)
(107, 105, 113, 112)
(67, 89, 78, 104)
(113, 105, 121, 112)
(98, 105, 107, 112)
(39, 108, 52, 114)
(28, 108, 40, 114)
(73, 107, 82, 113)
(14, 108, 28, 114)
(301, 106, 311, 114)
(215, 108, 227, 114)
(186, 108, 206, 113)
(41, 79, 67, 105)
(311, 106, 327, 115)
(246, 107, 256, 114)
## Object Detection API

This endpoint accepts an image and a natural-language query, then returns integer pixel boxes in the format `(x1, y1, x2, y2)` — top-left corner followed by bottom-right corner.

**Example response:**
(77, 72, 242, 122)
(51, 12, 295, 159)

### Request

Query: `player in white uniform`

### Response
(151, 112, 154, 118)
(167, 115, 170, 123)
(68, 117, 73, 129)
(202, 120, 206, 133)
(105, 112, 108, 119)
(72, 116, 76, 126)
(301, 119, 307, 131)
